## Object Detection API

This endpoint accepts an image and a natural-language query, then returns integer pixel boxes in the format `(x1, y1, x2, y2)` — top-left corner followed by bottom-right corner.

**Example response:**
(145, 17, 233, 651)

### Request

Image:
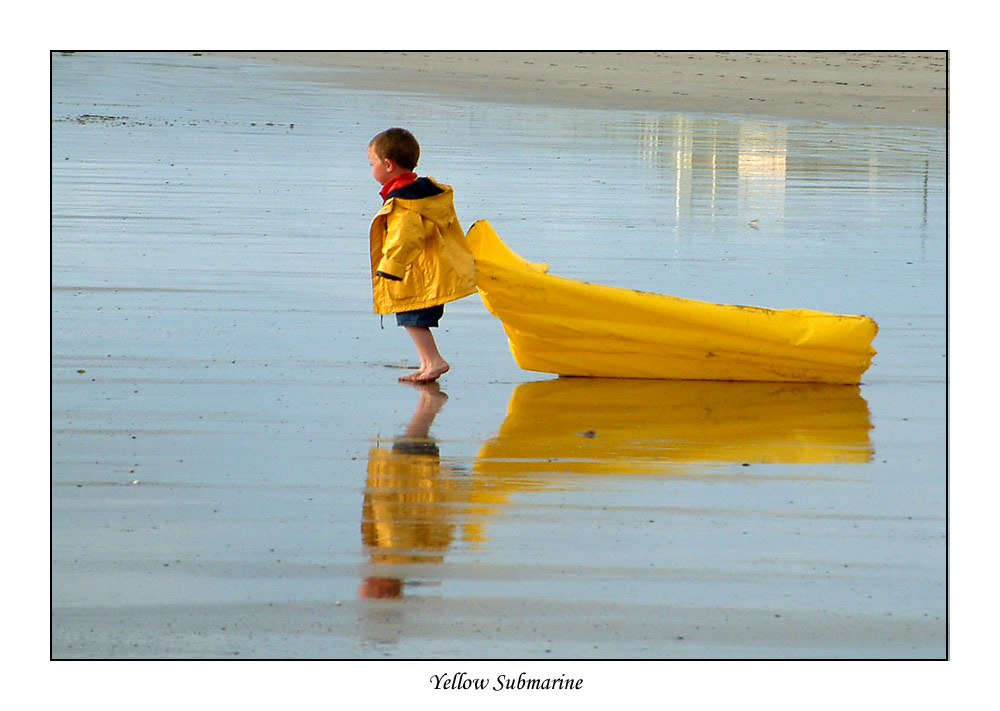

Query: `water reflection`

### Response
(738, 122, 787, 224)
(468, 379, 873, 517)
(638, 116, 790, 226)
(359, 383, 465, 599)
(360, 379, 873, 598)
(635, 113, 941, 238)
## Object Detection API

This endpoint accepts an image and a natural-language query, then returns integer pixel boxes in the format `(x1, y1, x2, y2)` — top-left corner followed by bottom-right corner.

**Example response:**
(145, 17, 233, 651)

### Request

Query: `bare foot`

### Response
(417, 362, 450, 382)
(398, 361, 449, 383)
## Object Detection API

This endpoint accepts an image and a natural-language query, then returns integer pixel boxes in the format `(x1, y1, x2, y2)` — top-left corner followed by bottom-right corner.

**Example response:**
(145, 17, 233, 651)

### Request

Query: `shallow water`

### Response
(50, 52, 946, 659)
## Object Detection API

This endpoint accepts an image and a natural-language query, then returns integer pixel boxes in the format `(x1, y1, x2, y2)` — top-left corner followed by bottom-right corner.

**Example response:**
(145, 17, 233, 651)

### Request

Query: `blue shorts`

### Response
(395, 304, 444, 328)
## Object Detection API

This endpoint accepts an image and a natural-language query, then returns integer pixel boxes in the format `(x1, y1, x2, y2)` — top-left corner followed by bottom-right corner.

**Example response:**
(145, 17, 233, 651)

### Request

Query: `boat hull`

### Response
(467, 220, 878, 384)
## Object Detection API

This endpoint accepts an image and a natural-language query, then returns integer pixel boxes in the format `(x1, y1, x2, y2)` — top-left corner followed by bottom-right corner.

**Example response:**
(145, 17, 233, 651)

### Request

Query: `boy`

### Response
(367, 128, 477, 382)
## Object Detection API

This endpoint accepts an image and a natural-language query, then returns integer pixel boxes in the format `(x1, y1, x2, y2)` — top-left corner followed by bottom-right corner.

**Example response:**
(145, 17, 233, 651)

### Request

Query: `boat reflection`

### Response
(360, 378, 872, 597)
(465, 379, 873, 528)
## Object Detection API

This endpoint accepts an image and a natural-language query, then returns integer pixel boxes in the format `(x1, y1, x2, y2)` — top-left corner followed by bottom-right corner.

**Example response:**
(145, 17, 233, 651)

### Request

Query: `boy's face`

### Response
(368, 146, 393, 185)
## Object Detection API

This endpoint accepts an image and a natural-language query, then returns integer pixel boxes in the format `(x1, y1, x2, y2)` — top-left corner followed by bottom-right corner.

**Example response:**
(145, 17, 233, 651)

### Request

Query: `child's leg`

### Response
(400, 326, 450, 382)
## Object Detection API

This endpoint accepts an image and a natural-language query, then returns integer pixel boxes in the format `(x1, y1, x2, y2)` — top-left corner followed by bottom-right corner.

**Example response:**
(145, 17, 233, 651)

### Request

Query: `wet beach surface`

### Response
(51, 52, 946, 659)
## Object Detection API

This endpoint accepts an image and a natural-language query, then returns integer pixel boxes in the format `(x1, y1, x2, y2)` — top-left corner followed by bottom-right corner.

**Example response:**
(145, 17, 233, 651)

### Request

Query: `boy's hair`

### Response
(369, 128, 420, 170)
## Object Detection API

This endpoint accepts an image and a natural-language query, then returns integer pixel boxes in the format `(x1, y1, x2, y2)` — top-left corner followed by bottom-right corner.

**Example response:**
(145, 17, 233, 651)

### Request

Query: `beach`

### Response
(215, 51, 947, 128)
(51, 50, 947, 695)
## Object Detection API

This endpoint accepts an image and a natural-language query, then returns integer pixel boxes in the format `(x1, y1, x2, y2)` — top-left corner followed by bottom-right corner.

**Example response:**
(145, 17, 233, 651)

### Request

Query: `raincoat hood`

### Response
(379, 177, 458, 229)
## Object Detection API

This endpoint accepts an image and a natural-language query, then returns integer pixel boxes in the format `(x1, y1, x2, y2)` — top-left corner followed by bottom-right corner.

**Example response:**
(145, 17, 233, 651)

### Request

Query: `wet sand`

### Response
(215, 51, 947, 128)
(50, 51, 949, 702)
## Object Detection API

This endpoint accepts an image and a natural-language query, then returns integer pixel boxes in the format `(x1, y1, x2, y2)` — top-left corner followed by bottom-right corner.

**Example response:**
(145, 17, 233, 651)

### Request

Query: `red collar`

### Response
(379, 172, 418, 200)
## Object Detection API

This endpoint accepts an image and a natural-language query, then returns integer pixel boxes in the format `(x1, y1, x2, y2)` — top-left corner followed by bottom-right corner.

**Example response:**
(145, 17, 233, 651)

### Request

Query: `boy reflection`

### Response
(359, 382, 459, 599)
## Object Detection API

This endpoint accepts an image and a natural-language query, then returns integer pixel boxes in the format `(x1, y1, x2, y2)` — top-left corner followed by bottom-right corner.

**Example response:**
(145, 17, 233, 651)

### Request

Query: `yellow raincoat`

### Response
(369, 177, 477, 314)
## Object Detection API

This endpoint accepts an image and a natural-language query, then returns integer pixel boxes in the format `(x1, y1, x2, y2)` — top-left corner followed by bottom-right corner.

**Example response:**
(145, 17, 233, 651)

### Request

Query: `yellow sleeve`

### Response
(377, 208, 425, 279)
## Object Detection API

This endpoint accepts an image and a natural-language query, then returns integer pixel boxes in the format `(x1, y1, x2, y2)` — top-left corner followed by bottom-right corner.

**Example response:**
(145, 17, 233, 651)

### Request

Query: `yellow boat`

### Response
(466, 220, 878, 384)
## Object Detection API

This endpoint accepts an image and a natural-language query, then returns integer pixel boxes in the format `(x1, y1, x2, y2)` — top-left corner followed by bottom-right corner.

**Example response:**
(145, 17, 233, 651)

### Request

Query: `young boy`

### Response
(367, 128, 477, 382)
